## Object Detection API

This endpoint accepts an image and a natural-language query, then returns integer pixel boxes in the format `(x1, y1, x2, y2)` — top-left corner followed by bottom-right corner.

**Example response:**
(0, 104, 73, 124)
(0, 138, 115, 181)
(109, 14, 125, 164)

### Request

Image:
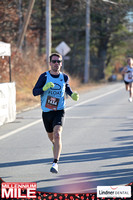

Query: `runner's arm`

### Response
(64, 74, 73, 96)
(121, 66, 128, 75)
(33, 73, 47, 96)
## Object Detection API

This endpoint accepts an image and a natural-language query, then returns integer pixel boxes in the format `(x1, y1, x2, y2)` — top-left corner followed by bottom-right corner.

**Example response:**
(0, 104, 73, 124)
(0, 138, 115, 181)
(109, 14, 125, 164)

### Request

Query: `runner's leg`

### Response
(130, 82, 133, 98)
(53, 125, 62, 161)
(47, 132, 54, 144)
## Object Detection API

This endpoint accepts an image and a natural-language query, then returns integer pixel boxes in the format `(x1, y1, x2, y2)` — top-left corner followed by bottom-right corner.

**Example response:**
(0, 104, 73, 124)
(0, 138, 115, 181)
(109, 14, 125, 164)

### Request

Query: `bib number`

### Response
(128, 72, 132, 79)
(45, 96, 59, 110)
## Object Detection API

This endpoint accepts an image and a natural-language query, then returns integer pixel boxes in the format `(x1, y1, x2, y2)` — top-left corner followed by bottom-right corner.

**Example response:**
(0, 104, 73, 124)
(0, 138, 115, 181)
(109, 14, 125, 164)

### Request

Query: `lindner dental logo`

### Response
(1, 182, 37, 199)
(97, 186, 131, 198)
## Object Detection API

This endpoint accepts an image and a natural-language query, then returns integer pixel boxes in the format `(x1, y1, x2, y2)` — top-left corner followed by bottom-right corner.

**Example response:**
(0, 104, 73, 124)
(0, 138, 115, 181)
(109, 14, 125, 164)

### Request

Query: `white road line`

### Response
(66, 85, 123, 111)
(0, 85, 123, 141)
(0, 119, 41, 140)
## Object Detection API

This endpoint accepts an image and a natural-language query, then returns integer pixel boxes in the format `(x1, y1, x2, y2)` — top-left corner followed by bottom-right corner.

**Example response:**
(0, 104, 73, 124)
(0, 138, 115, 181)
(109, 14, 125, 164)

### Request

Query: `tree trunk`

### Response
(38, 0, 45, 56)
(97, 37, 109, 80)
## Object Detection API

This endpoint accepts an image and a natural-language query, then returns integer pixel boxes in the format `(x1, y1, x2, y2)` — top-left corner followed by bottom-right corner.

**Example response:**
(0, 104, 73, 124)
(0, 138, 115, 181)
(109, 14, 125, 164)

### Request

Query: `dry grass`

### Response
(16, 76, 105, 112)
(14, 64, 106, 112)
(0, 46, 106, 113)
(0, 46, 45, 112)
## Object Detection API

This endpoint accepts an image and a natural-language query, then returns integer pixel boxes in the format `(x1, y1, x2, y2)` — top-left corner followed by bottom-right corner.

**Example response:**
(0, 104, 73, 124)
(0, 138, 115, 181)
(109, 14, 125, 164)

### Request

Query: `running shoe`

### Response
(128, 97, 132, 102)
(50, 163, 58, 173)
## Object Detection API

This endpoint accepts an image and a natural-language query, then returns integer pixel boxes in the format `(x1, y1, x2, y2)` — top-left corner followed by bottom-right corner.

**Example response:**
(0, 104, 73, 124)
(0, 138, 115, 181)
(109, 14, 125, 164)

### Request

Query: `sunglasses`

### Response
(51, 60, 62, 64)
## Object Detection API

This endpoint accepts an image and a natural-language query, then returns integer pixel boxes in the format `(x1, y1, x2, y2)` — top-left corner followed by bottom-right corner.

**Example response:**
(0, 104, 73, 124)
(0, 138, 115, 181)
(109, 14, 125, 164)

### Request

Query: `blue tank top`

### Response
(41, 71, 65, 112)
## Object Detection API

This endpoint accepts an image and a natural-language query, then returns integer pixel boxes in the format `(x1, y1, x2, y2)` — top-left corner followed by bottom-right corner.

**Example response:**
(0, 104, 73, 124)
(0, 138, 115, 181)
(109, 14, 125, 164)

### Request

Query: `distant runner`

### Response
(121, 57, 133, 102)
(33, 53, 79, 173)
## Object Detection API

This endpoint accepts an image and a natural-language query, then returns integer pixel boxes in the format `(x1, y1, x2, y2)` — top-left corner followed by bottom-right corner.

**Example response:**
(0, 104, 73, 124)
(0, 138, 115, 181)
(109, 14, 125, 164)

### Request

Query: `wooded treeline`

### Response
(1, 0, 133, 82)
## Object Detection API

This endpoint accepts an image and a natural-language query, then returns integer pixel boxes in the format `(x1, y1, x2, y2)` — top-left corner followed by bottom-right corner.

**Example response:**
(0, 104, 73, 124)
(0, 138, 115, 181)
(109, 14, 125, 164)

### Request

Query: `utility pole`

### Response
(17, 0, 35, 49)
(84, 0, 90, 83)
(83, 0, 117, 83)
(46, 0, 51, 69)
(18, 0, 23, 49)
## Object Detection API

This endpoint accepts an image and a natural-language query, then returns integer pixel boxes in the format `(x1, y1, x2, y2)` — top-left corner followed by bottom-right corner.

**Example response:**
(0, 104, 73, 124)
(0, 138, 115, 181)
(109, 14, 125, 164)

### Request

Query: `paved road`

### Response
(0, 82, 133, 193)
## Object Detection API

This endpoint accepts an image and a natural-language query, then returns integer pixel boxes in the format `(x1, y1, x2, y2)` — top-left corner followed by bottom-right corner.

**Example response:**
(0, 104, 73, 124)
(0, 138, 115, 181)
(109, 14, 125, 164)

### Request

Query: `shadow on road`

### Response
(36, 143, 133, 193)
(1, 144, 133, 167)
(37, 167, 133, 193)
(1, 133, 133, 193)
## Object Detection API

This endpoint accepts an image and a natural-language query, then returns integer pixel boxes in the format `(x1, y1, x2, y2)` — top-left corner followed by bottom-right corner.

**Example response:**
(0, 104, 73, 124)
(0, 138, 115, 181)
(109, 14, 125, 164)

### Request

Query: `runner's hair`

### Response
(49, 53, 62, 62)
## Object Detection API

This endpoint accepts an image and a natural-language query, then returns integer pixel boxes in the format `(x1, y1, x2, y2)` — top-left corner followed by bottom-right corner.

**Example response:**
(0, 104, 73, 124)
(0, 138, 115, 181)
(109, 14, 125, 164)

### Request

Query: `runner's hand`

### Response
(43, 82, 54, 91)
(71, 92, 79, 101)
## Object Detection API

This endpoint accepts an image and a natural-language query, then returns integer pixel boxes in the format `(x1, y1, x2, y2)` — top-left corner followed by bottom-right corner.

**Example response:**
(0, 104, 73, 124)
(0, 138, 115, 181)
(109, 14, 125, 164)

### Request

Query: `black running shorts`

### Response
(42, 110, 65, 133)
(124, 80, 130, 84)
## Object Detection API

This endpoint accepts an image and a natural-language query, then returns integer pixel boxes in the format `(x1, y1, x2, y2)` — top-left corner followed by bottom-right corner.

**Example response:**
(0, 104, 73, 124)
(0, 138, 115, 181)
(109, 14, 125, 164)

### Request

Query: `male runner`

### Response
(121, 57, 133, 102)
(33, 53, 79, 173)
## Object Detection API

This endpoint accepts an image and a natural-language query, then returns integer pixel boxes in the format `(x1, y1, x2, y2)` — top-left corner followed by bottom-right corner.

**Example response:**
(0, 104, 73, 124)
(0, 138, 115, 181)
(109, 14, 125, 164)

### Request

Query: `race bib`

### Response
(124, 72, 133, 82)
(128, 72, 132, 80)
(45, 96, 59, 111)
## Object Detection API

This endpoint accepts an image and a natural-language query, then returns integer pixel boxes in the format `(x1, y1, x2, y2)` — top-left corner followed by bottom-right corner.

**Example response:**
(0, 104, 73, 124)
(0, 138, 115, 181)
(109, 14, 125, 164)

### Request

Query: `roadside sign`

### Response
(0, 41, 11, 57)
(55, 41, 71, 56)
(0, 41, 11, 82)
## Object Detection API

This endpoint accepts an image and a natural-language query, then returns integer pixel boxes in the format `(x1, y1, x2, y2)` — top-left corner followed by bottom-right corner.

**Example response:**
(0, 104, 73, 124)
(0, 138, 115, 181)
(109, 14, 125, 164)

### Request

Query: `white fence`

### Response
(0, 82, 16, 126)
